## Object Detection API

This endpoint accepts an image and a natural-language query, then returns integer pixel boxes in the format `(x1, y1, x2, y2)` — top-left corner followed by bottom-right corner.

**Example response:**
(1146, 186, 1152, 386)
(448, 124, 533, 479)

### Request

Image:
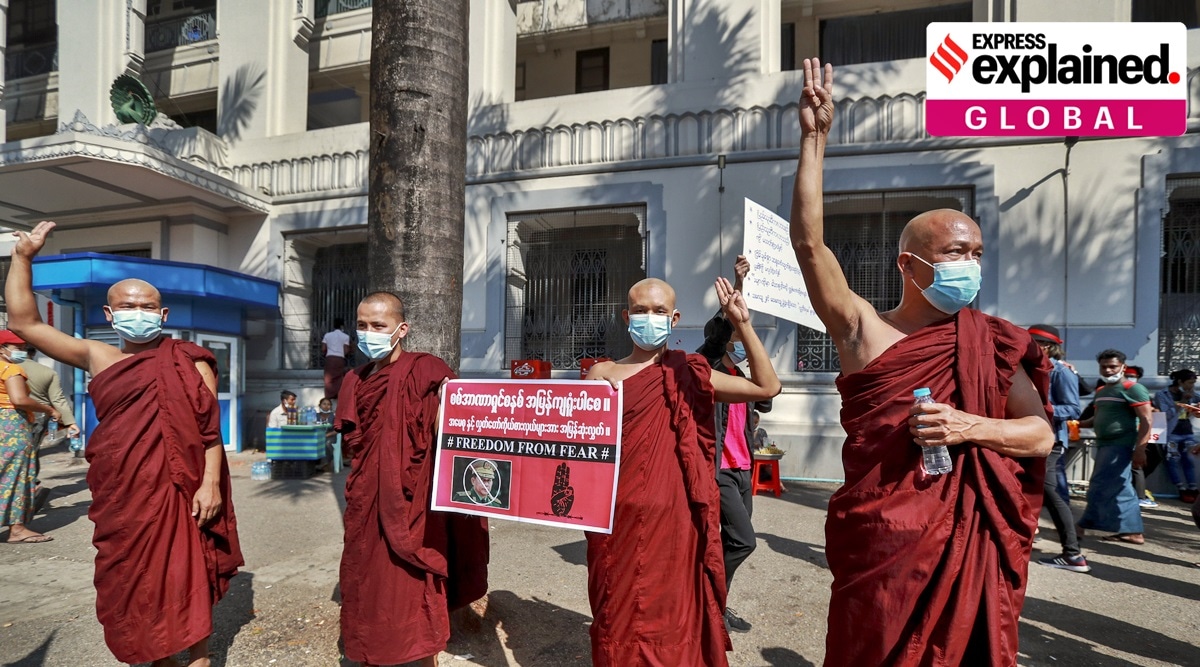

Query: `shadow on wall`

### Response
(219, 63, 266, 143)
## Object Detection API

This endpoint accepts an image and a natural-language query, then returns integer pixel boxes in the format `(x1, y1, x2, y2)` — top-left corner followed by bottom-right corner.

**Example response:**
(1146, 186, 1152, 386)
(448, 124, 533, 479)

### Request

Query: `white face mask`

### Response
(1101, 373, 1122, 384)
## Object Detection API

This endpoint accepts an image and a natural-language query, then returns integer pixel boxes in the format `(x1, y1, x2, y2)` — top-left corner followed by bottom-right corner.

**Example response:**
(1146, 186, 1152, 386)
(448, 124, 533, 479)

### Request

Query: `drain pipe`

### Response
(49, 293, 88, 452)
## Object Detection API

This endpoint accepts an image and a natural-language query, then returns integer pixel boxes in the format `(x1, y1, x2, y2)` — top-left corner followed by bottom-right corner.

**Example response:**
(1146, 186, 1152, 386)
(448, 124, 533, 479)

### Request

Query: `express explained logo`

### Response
(930, 34, 969, 83)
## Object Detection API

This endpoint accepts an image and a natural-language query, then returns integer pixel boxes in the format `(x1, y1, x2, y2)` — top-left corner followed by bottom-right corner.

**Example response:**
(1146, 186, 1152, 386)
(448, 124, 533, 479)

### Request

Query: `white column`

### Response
(56, 0, 144, 127)
(217, 0, 311, 141)
(670, 0, 780, 83)
(0, 0, 9, 143)
(469, 0, 517, 107)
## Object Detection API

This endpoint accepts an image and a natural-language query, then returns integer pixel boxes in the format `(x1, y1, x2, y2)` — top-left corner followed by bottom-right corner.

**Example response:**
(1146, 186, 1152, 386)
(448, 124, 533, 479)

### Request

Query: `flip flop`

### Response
(5, 534, 53, 544)
(1100, 533, 1144, 545)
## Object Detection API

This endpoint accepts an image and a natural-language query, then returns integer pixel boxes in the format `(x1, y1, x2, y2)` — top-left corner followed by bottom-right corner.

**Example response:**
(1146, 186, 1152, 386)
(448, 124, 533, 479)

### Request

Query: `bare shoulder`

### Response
(585, 360, 618, 381)
(836, 309, 907, 375)
(85, 341, 131, 377)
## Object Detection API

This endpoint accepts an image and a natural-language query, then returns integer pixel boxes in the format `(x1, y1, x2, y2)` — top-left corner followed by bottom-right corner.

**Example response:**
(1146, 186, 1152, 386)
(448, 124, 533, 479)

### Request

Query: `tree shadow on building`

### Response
(218, 63, 266, 144)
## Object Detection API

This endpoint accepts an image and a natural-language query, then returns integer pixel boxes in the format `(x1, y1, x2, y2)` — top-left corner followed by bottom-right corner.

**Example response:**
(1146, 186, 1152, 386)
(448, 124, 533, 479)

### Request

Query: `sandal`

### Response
(1100, 533, 1145, 545)
(5, 533, 53, 544)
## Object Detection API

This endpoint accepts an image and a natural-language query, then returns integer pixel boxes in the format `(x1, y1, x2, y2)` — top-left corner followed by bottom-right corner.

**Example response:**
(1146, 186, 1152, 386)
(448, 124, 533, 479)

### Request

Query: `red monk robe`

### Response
(586, 350, 730, 667)
(824, 309, 1052, 666)
(86, 338, 242, 663)
(336, 351, 489, 665)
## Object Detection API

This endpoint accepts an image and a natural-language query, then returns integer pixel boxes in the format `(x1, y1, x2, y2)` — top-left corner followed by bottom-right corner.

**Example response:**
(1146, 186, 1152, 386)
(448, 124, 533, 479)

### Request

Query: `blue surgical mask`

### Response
(357, 323, 403, 360)
(911, 255, 981, 314)
(728, 341, 747, 364)
(628, 312, 675, 351)
(8, 350, 28, 363)
(110, 309, 163, 343)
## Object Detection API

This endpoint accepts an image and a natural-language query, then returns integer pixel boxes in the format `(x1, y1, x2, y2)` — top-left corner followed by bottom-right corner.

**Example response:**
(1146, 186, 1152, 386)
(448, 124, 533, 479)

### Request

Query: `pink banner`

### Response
(431, 379, 622, 533)
(927, 99, 1185, 137)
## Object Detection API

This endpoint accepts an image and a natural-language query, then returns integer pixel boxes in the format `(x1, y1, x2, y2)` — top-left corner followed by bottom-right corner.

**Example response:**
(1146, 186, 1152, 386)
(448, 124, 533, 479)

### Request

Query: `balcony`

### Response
(4, 43, 57, 80)
(145, 10, 217, 52)
(316, 0, 373, 19)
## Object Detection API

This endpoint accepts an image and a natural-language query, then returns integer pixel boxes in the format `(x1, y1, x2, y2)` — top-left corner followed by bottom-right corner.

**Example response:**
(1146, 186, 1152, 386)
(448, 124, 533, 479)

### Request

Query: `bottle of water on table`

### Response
(914, 387, 952, 475)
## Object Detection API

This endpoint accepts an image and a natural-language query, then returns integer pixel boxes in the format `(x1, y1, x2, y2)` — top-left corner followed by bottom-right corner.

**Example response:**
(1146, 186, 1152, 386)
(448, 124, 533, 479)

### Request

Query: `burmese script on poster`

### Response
(432, 379, 623, 533)
(741, 198, 826, 333)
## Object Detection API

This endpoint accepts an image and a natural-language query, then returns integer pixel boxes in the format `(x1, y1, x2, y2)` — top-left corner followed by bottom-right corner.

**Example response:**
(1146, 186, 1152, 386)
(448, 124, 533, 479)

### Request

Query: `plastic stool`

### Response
(751, 458, 785, 497)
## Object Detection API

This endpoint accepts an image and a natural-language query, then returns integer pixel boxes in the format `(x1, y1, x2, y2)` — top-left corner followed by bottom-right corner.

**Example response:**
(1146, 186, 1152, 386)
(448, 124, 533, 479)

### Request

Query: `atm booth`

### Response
(31, 253, 280, 453)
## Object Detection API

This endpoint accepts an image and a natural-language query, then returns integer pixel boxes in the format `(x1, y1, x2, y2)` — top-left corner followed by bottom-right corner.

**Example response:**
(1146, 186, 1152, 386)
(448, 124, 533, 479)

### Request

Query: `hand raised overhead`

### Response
(716, 276, 750, 326)
(11, 220, 56, 260)
(800, 58, 835, 137)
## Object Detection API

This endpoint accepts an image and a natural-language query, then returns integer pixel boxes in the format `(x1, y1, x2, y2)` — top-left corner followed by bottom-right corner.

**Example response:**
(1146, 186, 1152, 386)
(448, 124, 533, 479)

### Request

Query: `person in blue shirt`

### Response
(1028, 325, 1089, 572)
(1153, 369, 1200, 504)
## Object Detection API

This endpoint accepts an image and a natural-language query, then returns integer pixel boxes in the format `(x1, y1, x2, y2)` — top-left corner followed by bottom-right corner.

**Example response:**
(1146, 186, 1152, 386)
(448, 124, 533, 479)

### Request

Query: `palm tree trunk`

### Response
(368, 0, 469, 371)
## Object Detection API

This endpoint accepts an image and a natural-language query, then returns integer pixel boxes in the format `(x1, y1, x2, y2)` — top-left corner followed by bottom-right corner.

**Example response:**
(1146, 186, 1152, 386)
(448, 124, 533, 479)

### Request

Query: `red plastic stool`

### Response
(751, 457, 785, 497)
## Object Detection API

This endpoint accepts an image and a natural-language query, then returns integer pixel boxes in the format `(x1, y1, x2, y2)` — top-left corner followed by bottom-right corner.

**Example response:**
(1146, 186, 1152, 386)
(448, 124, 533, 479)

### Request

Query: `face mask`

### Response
(628, 312, 675, 351)
(728, 341, 747, 364)
(110, 309, 163, 343)
(1101, 373, 1123, 384)
(8, 350, 28, 363)
(911, 254, 982, 314)
(358, 323, 403, 360)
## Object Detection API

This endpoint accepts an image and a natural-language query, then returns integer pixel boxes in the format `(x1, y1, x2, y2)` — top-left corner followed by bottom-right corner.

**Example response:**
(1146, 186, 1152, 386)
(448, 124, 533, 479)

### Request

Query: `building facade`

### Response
(3, 0, 1200, 476)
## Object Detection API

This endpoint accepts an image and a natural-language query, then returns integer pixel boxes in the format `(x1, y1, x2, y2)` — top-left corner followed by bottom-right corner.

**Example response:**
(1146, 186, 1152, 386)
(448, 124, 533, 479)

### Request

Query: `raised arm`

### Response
(791, 59, 875, 344)
(6, 221, 109, 372)
(710, 277, 781, 403)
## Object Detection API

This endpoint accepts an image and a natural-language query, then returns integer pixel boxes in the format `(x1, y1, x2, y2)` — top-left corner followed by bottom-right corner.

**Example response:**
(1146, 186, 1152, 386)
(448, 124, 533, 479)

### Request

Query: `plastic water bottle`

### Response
(48, 419, 58, 435)
(69, 434, 83, 453)
(914, 388, 952, 475)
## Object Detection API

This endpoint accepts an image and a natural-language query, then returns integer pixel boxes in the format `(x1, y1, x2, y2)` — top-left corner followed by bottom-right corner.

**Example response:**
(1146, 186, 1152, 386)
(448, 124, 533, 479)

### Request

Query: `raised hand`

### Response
(551, 461, 575, 517)
(733, 254, 751, 292)
(800, 58, 835, 137)
(716, 276, 749, 326)
(12, 220, 56, 260)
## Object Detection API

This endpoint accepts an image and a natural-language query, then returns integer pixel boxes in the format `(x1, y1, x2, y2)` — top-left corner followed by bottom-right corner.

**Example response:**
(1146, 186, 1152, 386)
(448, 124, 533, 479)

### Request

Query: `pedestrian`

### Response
(268, 390, 297, 428)
(0, 329, 59, 544)
(751, 412, 770, 450)
(5, 220, 243, 666)
(322, 318, 351, 399)
(1152, 369, 1200, 503)
(585, 277, 780, 666)
(792, 59, 1054, 666)
(315, 397, 334, 424)
(697, 255, 772, 634)
(1078, 349, 1150, 545)
(335, 292, 488, 667)
(1027, 325, 1089, 573)
(1122, 365, 1162, 507)
(18, 344, 80, 513)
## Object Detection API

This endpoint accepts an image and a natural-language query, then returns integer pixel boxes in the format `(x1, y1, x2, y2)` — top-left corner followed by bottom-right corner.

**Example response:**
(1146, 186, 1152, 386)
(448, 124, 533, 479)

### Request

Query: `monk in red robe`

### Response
(335, 292, 488, 667)
(791, 61, 1054, 666)
(6, 221, 242, 667)
(586, 277, 780, 666)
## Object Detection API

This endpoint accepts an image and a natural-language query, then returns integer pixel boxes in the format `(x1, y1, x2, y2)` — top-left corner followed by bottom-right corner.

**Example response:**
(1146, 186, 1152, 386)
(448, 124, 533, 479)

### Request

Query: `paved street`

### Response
(2, 445, 1199, 666)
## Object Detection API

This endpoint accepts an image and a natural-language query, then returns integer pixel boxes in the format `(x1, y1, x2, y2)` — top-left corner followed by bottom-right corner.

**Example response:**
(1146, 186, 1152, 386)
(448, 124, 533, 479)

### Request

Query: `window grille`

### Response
(506, 206, 647, 371)
(309, 243, 369, 369)
(576, 48, 611, 94)
(797, 188, 975, 373)
(1159, 177, 1200, 374)
(819, 3, 972, 66)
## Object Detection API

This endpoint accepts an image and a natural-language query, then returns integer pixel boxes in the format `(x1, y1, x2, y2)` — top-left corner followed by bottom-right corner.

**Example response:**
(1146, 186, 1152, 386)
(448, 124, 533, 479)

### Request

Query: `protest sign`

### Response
(741, 198, 826, 333)
(432, 379, 622, 533)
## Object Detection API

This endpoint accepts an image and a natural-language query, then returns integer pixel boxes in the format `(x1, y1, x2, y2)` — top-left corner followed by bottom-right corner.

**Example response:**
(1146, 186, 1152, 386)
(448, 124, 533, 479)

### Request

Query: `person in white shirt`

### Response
(267, 390, 297, 428)
(321, 319, 351, 399)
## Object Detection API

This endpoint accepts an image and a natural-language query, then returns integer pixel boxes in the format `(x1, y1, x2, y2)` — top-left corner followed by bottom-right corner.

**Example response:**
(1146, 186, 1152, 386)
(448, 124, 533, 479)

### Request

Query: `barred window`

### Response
(506, 206, 647, 371)
(1159, 177, 1200, 374)
(308, 243, 369, 369)
(797, 188, 976, 373)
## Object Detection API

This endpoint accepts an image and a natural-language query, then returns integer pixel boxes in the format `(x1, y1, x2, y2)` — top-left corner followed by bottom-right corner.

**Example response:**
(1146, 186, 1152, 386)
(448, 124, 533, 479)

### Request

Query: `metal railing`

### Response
(4, 43, 58, 80)
(145, 11, 217, 52)
(316, 0, 372, 18)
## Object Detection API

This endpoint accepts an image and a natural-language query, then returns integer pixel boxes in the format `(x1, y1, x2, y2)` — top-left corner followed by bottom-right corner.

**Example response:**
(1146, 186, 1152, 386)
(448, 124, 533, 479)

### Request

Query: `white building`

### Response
(2, 0, 1199, 478)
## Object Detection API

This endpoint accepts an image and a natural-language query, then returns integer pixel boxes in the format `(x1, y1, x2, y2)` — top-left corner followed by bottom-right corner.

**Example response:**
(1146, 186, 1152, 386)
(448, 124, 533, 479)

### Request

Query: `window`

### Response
(506, 206, 647, 370)
(651, 39, 668, 85)
(309, 243, 369, 369)
(781, 23, 796, 72)
(820, 3, 972, 66)
(1159, 177, 1200, 373)
(516, 62, 527, 93)
(1132, 0, 1200, 28)
(7, 0, 56, 45)
(576, 48, 610, 94)
(796, 188, 975, 372)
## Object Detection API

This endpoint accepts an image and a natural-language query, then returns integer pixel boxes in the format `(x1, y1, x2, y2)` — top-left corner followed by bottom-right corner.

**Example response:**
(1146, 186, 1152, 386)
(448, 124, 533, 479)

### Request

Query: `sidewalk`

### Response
(2, 447, 1198, 666)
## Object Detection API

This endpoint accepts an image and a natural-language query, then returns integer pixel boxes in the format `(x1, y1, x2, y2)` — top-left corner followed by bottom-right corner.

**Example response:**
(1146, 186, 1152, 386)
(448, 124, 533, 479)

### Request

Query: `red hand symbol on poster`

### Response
(551, 462, 575, 517)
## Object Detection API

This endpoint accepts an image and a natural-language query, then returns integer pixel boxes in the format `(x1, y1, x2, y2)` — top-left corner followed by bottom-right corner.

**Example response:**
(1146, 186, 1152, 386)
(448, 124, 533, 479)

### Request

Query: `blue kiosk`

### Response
(31, 253, 279, 453)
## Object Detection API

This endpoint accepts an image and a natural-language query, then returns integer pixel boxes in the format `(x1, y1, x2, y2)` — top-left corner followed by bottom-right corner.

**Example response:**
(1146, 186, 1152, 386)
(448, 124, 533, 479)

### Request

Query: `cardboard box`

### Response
(510, 359, 552, 379)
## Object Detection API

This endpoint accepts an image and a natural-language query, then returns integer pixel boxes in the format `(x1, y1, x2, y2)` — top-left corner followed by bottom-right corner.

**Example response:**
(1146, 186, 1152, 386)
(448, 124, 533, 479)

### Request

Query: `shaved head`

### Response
(627, 278, 676, 310)
(107, 279, 161, 308)
(361, 291, 405, 321)
(898, 209, 980, 255)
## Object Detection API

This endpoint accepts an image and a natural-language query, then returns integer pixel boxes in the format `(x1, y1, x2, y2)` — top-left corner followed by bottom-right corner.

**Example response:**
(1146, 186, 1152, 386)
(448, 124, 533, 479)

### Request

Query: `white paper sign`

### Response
(741, 199, 826, 333)
(1149, 411, 1167, 444)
